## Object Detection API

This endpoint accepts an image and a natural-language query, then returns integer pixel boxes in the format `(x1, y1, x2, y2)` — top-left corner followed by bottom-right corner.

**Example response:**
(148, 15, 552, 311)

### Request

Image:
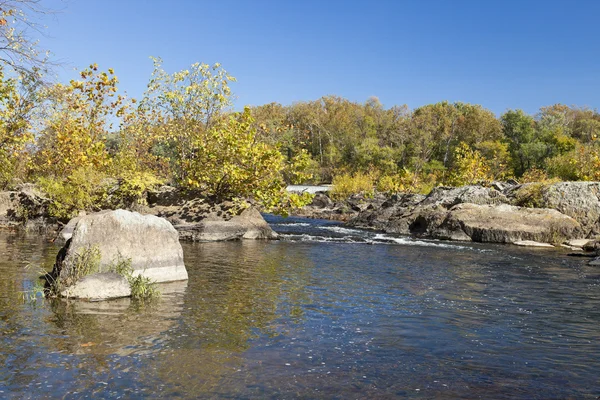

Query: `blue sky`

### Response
(38, 0, 600, 115)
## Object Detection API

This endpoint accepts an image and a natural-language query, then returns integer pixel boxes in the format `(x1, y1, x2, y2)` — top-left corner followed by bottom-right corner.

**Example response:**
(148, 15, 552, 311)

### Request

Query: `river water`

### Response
(1, 215, 599, 399)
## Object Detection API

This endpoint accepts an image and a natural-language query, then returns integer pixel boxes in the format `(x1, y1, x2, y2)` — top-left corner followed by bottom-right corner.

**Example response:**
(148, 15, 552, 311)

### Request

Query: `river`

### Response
(1, 215, 599, 399)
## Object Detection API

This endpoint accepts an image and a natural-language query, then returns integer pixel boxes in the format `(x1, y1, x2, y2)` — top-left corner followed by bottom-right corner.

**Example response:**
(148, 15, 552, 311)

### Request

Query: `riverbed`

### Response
(1, 216, 599, 398)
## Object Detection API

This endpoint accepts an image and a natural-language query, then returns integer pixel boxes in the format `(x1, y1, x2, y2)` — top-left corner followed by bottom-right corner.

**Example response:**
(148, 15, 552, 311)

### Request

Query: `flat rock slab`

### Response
(565, 239, 592, 248)
(513, 240, 555, 248)
(436, 203, 584, 244)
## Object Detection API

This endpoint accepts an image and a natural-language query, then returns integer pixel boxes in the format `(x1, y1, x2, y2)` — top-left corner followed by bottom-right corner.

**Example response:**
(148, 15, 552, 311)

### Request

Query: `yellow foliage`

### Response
(447, 143, 492, 186)
(37, 166, 109, 221)
(330, 172, 375, 200)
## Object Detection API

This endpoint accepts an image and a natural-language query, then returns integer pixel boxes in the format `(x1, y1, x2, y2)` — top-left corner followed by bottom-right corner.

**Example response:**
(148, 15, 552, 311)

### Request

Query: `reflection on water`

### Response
(1, 218, 600, 399)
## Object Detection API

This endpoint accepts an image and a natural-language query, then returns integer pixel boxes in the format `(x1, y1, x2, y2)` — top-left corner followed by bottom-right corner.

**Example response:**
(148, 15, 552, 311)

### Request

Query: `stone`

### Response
(348, 183, 593, 246)
(61, 272, 131, 301)
(583, 239, 600, 252)
(434, 204, 583, 243)
(175, 207, 278, 241)
(589, 257, 600, 266)
(54, 211, 88, 245)
(58, 209, 188, 286)
(565, 239, 591, 248)
(538, 182, 600, 236)
(141, 187, 278, 241)
(421, 185, 508, 207)
(513, 240, 555, 248)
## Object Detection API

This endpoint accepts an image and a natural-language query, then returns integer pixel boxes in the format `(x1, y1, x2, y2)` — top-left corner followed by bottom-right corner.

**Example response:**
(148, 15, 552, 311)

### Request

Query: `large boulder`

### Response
(54, 210, 188, 300)
(349, 187, 586, 245)
(432, 203, 584, 243)
(537, 182, 600, 236)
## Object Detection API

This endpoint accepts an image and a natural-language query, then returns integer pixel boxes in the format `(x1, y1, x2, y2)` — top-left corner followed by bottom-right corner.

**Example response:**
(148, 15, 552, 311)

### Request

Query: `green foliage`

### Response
(514, 177, 559, 208)
(108, 255, 159, 300)
(36, 245, 104, 297)
(376, 175, 402, 194)
(37, 165, 108, 221)
(0, 66, 38, 188)
(545, 143, 600, 181)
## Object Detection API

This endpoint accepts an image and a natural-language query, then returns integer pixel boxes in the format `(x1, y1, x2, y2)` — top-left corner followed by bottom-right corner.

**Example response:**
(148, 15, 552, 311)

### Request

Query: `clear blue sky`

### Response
(39, 0, 600, 116)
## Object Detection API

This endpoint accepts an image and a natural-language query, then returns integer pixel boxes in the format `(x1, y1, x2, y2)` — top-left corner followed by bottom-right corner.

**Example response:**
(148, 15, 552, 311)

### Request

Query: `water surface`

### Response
(1, 216, 599, 399)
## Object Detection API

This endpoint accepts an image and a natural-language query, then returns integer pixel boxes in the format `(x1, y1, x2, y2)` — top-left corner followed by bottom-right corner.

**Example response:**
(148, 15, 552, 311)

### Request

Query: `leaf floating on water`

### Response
(80, 342, 95, 347)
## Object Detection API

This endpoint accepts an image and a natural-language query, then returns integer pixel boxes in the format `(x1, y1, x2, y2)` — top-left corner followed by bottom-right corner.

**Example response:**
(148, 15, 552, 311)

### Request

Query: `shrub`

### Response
(108, 255, 159, 300)
(330, 172, 375, 200)
(376, 175, 402, 194)
(37, 166, 109, 221)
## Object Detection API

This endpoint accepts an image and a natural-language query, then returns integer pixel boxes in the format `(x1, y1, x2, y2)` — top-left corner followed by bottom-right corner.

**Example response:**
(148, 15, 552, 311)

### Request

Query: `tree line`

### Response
(249, 98, 600, 197)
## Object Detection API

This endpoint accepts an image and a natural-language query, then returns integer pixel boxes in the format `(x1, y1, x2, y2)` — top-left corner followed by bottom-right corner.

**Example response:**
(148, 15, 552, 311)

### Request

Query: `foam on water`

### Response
(371, 233, 471, 250)
(272, 222, 311, 227)
(319, 226, 364, 235)
(279, 234, 363, 243)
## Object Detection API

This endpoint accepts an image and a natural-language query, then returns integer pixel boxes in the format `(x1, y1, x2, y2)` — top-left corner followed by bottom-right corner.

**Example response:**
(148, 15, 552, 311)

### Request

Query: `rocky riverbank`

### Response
(294, 181, 600, 260)
(347, 182, 600, 244)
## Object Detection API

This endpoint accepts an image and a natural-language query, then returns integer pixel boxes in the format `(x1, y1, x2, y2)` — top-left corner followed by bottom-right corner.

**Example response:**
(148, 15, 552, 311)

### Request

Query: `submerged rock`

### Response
(52, 209, 188, 300)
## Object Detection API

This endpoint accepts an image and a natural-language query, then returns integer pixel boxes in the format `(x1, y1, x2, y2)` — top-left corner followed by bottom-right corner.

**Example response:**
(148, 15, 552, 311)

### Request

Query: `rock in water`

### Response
(141, 187, 278, 241)
(175, 207, 279, 241)
(55, 210, 188, 300)
(435, 204, 583, 244)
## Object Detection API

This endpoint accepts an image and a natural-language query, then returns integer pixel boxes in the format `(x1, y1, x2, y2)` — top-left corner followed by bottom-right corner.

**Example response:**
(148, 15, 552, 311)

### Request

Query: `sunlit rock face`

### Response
(55, 209, 188, 300)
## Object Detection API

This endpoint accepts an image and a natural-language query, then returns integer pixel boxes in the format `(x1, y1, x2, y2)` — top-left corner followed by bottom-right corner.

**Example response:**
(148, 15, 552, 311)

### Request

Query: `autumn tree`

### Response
(139, 57, 236, 183)
(0, 65, 39, 187)
(33, 64, 127, 219)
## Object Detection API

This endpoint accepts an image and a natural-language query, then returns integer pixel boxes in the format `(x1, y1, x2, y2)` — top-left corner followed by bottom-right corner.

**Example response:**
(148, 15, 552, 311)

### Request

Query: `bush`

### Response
(37, 166, 109, 221)
(109, 255, 159, 300)
(376, 175, 402, 194)
(330, 172, 375, 200)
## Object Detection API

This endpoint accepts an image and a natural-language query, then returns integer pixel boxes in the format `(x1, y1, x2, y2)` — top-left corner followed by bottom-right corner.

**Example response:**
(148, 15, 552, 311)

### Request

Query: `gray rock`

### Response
(55, 212, 89, 245)
(565, 239, 591, 248)
(59, 209, 188, 287)
(537, 182, 600, 236)
(175, 207, 278, 241)
(589, 257, 600, 266)
(434, 204, 583, 244)
(141, 187, 278, 241)
(310, 193, 334, 209)
(0, 185, 52, 229)
(422, 185, 508, 207)
(513, 240, 555, 248)
(583, 239, 600, 252)
(61, 272, 131, 301)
